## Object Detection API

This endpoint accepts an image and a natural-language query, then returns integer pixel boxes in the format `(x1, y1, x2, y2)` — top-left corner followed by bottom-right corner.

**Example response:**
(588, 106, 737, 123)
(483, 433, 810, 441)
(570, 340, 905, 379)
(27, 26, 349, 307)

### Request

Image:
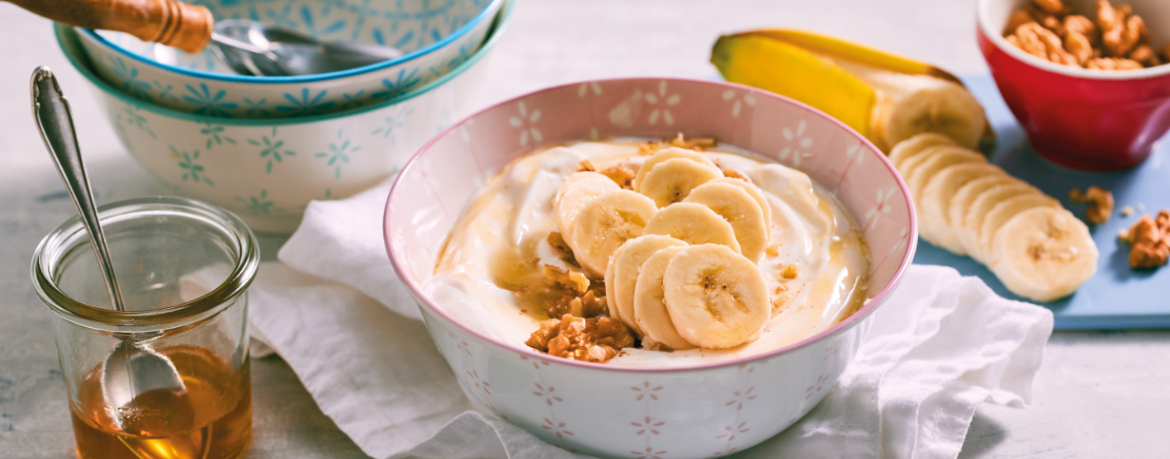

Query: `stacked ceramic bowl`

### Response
(57, 0, 512, 233)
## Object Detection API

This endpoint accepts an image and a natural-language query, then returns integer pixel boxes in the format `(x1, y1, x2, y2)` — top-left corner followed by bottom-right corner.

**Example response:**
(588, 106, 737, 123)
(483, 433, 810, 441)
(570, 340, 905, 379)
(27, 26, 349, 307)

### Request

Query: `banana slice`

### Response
(607, 235, 689, 335)
(903, 146, 986, 206)
(684, 181, 769, 263)
(989, 207, 1098, 302)
(643, 202, 742, 253)
(633, 147, 721, 191)
(976, 193, 1061, 263)
(889, 132, 955, 170)
(959, 182, 1037, 260)
(570, 189, 659, 277)
(604, 243, 627, 323)
(662, 244, 770, 348)
(556, 172, 621, 240)
(632, 246, 695, 350)
(919, 162, 1002, 254)
(710, 177, 773, 233)
(947, 174, 1017, 244)
(639, 158, 724, 208)
(897, 144, 955, 188)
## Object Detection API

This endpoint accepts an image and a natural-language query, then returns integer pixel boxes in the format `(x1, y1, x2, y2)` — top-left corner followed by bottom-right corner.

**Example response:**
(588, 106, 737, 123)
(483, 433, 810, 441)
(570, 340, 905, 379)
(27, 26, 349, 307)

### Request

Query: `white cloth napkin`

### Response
(246, 182, 1054, 459)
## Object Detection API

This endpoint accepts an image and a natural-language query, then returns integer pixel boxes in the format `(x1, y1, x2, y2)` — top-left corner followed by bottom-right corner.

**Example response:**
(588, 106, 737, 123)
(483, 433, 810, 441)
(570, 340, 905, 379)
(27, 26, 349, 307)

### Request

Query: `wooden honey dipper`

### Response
(6, 0, 213, 54)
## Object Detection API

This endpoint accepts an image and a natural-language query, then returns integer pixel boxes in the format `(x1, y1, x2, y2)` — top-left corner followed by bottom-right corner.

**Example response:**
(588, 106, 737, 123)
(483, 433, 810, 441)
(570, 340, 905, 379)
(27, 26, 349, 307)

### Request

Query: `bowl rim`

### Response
(53, 0, 515, 127)
(383, 77, 919, 374)
(79, 0, 506, 84)
(976, 0, 1170, 80)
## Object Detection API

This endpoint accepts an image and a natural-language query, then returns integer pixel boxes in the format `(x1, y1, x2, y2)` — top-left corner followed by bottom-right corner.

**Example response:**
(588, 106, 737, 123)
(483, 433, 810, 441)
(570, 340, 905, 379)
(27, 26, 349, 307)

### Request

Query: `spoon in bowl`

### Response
(210, 19, 404, 76)
(31, 67, 186, 417)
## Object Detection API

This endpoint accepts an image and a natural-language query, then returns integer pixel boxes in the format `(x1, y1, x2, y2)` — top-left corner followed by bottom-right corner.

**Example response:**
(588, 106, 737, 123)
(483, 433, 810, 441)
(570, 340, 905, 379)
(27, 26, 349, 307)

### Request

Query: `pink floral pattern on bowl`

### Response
(385, 78, 917, 458)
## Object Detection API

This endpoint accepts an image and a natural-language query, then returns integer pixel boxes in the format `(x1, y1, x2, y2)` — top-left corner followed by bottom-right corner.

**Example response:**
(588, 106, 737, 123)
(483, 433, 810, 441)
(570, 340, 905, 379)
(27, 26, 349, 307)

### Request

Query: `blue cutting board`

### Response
(912, 76, 1170, 330)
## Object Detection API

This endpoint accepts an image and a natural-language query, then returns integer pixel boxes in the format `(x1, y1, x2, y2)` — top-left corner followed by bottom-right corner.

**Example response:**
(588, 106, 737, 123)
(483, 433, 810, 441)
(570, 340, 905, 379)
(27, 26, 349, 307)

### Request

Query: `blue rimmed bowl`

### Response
(56, 0, 514, 234)
(75, 0, 504, 119)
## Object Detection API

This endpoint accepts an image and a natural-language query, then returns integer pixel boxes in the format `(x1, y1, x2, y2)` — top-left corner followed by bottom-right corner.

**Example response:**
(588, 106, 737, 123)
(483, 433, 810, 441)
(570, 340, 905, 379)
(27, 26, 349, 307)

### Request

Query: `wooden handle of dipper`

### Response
(6, 0, 213, 53)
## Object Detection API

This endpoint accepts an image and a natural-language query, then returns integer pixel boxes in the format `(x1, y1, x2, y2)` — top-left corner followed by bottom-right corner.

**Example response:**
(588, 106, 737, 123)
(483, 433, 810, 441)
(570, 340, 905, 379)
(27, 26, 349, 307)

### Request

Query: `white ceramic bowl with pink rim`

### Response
(384, 78, 917, 458)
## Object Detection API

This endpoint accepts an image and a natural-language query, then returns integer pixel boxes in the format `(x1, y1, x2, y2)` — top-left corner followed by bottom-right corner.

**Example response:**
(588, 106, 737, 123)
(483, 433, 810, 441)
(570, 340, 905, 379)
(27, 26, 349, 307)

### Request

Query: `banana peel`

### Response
(711, 29, 996, 154)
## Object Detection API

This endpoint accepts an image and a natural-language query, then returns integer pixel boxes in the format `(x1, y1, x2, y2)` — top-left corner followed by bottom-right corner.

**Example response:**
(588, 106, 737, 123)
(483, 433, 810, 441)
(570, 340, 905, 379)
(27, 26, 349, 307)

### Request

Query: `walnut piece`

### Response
(599, 163, 637, 190)
(772, 293, 792, 310)
(1063, 15, 1098, 43)
(1121, 211, 1170, 269)
(547, 231, 572, 255)
(542, 264, 589, 295)
(1129, 44, 1156, 66)
(1064, 31, 1094, 65)
(578, 159, 596, 172)
(1004, 10, 1036, 36)
(1014, 23, 1079, 66)
(525, 316, 635, 363)
(1098, 0, 1142, 57)
(1032, 0, 1065, 15)
(720, 167, 748, 181)
(546, 231, 580, 267)
(1068, 186, 1114, 224)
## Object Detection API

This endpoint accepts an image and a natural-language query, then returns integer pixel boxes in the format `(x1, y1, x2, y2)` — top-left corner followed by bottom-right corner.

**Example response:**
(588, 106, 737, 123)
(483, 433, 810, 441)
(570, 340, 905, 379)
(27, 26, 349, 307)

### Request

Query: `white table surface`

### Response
(1, 1, 1168, 458)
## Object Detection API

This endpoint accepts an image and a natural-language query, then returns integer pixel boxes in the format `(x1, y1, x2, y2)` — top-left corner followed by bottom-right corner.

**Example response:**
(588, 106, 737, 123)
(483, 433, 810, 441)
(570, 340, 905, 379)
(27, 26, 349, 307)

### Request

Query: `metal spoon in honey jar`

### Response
(31, 67, 187, 416)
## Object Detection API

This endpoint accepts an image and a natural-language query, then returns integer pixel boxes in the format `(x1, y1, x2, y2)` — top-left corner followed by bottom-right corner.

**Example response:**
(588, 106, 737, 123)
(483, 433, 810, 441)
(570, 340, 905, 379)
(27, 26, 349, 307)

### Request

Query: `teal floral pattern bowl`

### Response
(75, 0, 503, 119)
(55, 0, 513, 233)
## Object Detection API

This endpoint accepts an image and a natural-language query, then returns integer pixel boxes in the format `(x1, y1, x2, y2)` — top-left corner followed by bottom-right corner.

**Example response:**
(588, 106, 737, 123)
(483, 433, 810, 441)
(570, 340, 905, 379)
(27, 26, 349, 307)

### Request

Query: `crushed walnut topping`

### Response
(1120, 210, 1170, 269)
(546, 231, 582, 267)
(540, 264, 608, 318)
(525, 316, 635, 363)
(638, 133, 718, 155)
(599, 163, 637, 190)
(542, 264, 589, 294)
(1003, 0, 1164, 70)
(721, 167, 748, 181)
(781, 264, 799, 279)
(547, 231, 573, 256)
(772, 294, 792, 310)
(1069, 186, 1114, 225)
(578, 159, 596, 172)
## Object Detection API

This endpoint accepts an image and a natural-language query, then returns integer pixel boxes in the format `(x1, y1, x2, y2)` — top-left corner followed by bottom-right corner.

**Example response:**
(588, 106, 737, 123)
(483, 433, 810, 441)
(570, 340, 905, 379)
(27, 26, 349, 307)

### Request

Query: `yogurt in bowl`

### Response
(384, 78, 916, 458)
(429, 138, 871, 367)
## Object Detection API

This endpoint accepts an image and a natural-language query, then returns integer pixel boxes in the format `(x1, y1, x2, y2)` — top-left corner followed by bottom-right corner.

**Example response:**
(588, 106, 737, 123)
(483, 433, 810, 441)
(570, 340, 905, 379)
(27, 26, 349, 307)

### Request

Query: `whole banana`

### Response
(711, 29, 995, 154)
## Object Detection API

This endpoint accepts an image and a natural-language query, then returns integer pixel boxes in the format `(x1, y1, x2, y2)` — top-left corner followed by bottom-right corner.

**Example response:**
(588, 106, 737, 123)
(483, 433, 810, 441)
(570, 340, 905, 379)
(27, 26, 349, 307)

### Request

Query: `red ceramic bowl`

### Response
(977, 0, 1170, 171)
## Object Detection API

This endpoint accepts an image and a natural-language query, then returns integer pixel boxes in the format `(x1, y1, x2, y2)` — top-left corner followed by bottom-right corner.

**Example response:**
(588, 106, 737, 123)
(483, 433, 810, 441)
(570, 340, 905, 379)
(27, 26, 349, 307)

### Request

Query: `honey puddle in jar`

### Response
(69, 346, 251, 459)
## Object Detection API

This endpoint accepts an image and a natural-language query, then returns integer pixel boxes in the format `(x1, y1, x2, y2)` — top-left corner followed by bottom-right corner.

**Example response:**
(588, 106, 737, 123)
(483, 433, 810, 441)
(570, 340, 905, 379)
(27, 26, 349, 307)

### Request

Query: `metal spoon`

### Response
(209, 19, 403, 76)
(209, 31, 293, 77)
(31, 67, 186, 415)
